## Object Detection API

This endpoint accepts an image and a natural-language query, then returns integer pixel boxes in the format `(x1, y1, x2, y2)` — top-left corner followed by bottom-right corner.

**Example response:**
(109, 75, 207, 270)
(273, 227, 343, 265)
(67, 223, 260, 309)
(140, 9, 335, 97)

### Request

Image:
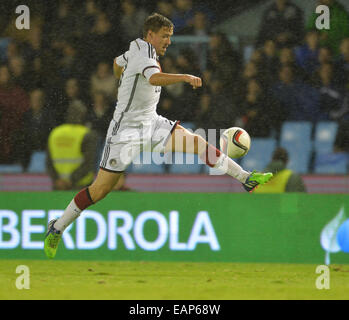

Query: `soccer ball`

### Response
(220, 127, 251, 158)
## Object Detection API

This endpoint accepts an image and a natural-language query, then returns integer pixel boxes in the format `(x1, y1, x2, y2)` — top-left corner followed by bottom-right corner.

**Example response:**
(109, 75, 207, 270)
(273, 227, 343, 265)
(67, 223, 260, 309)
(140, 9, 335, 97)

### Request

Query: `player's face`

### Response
(148, 26, 173, 56)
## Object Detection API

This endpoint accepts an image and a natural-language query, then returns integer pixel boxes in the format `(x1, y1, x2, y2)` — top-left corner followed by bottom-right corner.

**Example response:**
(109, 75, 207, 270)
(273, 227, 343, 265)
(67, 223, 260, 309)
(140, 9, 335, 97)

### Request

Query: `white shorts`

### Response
(99, 113, 178, 172)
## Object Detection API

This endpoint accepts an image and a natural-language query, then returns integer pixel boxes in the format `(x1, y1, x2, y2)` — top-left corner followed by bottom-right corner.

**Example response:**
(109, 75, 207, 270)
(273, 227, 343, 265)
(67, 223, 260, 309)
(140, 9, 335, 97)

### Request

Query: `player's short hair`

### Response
(143, 13, 173, 38)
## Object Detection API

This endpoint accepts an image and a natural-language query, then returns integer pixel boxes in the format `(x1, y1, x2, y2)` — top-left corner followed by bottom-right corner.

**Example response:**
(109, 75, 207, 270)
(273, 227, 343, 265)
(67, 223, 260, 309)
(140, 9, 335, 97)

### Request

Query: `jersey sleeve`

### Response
(126, 40, 161, 81)
(138, 56, 161, 81)
(115, 51, 128, 68)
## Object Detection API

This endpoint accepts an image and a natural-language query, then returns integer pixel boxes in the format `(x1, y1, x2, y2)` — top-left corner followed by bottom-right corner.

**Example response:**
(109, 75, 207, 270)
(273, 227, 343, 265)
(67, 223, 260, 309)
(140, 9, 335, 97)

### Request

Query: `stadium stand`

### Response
(27, 151, 46, 173)
(0, 0, 348, 182)
(0, 164, 23, 174)
(314, 152, 348, 174)
(280, 122, 313, 173)
(168, 152, 204, 174)
(241, 138, 277, 172)
(129, 152, 166, 174)
(314, 121, 339, 154)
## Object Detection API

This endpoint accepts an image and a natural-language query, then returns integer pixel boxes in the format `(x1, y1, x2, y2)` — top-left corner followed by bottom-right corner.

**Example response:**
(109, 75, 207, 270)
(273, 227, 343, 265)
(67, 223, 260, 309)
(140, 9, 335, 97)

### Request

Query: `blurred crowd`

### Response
(0, 0, 349, 172)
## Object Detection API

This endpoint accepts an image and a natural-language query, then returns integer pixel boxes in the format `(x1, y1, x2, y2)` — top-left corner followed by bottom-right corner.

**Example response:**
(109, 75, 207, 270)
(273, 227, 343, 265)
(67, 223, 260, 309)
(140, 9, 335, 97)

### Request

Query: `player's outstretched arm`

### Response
(149, 73, 202, 89)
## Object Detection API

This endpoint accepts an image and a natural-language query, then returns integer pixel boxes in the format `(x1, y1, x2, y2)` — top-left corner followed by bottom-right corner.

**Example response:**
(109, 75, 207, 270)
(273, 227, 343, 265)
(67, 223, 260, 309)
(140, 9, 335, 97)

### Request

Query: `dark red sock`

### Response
(74, 188, 94, 211)
(199, 144, 222, 168)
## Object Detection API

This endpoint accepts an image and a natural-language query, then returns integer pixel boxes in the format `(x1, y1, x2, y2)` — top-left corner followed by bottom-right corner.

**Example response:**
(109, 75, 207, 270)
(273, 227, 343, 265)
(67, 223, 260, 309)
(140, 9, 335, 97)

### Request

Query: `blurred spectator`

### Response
(249, 49, 264, 66)
(0, 65, 29, 164)
(254, 147, 306, 193)
(181, 11, 210, 36)
(28, 55, 48, 90)
(3, 40, 22, 64)
(0, 1, 11, 36)
(243, 61, 259, 81)
(206, 32, 241, 92)
(175, 48, 201, 120)
(76, 0, 102, 36)
(66, 78, 86, 104)
(161, 54, 184, 94)
(272, 65, 320, 121)
(256, 0, 304, 48)
(236, 61, 260, 101)
(158, 54, 184, 120)
(8, 56, 32, 91)
(87, 91, 114, 139)
(195, 93, 212, 131)
(86, 91, 114, 167)
(314, 44, 334, 79)
(334, 37, 349, 90)
(21, 89, 53, 170)
(259, 40, 279, 87)
(177, 48, 201, 76)
(57, 40, 85, 82)
(47, 101, 98, 190)
(196, 76, 238, 140)
(54, 78, 88, 127)
(22, 25, 44, 65)
(90, 61, 116, 102)
(295, 30, 320, 75)
(120, 0, 148, 43)
(318, 46, 333, 65)
(313, 63, 345, 120)
(279, 47, 306, 81)
(328, 91, 349, 121)
(307, 0, 349, 55)
(334, 118, 349, 152)
(50, 0, 77, 42)
(156, 1, 175, 20)
(279, 47, 296, 67)
(237, 78, 284, 137)
(181, 11, 210, 69)
(83, 12, 123, 70)
(171, 0, 195, 34)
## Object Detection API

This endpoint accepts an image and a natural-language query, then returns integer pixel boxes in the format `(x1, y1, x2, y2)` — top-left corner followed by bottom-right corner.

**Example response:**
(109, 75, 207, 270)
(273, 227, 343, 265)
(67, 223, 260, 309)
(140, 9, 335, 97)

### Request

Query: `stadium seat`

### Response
(280, 121, 313, 152)
(240, 138, 277, 172)
(168, 152, 204, 174)
(0, 38, 10, 61)
(287, 150, 312, 174)
(314, 121, 338, 154)
(129, 152, 165, 174)
(243, 45, 254, 63)
(314, 152, 348, 174)
(27, 151, 47, 173)
(0, 164, 23, 174)
(280, 122, 313, 173)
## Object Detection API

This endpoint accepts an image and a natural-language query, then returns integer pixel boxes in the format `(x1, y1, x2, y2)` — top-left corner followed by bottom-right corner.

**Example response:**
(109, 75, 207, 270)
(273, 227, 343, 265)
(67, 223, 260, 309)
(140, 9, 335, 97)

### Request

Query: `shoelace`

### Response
(245, 180, 258, 187)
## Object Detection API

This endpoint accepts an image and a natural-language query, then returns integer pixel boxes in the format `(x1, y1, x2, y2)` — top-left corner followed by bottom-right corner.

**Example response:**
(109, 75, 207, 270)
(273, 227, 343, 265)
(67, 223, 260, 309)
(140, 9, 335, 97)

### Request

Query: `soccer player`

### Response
(44, 13, 273, 259)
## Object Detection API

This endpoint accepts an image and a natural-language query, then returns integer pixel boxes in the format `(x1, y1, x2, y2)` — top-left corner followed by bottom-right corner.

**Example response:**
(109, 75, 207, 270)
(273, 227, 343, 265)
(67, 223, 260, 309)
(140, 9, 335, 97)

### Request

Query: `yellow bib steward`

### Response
(48, 124, 95, 187)
(254, 169, 293, 193)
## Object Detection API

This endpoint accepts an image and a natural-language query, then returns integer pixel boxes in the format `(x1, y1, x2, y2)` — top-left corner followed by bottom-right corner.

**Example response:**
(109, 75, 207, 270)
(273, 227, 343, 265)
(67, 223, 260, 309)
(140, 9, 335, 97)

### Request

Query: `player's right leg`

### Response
(44, 168, 123, 259)
(166, 125, 272, 192)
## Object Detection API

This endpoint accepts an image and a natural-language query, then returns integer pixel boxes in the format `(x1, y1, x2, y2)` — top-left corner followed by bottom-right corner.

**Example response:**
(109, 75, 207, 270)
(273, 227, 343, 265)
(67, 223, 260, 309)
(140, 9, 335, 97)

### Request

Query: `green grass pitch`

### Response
(1, 260, 348, 300)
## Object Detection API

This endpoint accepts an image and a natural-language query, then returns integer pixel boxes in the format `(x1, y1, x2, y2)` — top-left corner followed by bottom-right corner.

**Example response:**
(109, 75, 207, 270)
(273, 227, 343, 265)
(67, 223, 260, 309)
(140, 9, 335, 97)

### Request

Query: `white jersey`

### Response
(114, 38, 162, 123)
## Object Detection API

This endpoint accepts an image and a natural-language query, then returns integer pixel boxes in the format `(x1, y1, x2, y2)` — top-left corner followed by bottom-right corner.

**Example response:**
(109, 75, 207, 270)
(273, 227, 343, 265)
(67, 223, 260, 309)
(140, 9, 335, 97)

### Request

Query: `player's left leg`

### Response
(165, 125, 272, 191)
(44, 169, 123, 259)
